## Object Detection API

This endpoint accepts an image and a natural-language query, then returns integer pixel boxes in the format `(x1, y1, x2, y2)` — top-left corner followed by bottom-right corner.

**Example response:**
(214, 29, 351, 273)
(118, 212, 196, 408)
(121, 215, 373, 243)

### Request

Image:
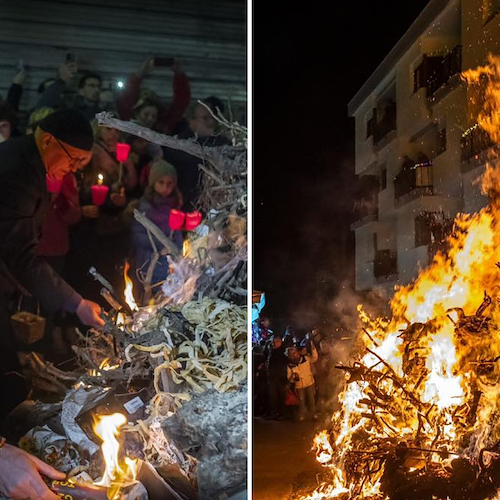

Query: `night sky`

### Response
(254, 1, 432, 330)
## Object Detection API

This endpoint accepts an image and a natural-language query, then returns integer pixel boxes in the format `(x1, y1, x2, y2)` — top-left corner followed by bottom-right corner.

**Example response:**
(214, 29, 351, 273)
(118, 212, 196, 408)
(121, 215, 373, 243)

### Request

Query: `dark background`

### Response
(253, 1, 431, 332)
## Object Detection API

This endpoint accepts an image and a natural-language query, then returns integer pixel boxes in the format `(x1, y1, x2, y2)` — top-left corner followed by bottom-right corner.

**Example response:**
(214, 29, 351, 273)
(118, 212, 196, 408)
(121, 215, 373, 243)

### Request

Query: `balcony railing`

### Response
(374, 250, 397, 278)
(394, 163, 433, 200)
(461, 125, 494, 161)
(414, 45, 462, 98)
(373, 105, 397, 145)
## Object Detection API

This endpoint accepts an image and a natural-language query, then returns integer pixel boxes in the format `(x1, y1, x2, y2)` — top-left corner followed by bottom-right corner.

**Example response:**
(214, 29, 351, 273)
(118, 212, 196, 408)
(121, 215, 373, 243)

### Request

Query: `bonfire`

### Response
(303, 56, 500, 500)
(9, 104, 247, 500)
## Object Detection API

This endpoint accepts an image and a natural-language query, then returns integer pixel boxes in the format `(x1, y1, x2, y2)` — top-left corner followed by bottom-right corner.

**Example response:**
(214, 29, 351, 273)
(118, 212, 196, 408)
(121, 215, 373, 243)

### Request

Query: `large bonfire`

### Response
(305, 56, 500, 500)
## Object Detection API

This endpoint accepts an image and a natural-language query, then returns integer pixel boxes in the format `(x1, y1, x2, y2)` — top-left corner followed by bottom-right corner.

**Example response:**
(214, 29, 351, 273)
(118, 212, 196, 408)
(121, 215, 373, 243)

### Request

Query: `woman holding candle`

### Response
(130, 159, 184, 303)
(65, 127, 137, 303)
(88, 125, 137, 193)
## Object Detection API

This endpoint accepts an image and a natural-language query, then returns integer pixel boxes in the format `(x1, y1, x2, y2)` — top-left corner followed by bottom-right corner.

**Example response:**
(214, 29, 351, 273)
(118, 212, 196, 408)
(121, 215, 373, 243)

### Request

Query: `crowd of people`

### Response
(0, 56, 230, 359)
(0, 55, 234, 499)
(253, 322, 340, 422)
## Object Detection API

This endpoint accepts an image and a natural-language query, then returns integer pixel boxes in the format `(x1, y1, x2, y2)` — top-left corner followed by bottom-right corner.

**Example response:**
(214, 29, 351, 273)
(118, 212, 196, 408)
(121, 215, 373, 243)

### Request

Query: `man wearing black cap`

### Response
(0, 108, 104, 500)
(0, 109, 104, 500)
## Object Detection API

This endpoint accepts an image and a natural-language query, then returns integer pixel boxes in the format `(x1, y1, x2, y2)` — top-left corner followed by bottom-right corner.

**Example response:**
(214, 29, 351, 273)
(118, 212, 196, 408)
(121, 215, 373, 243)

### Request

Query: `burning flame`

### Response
(183, 239, 191, 258)
(305, 55, 500, 499)
(93, 413, 137, 493)
(123, 261, 138, 311)
(99, 358, 119, 371)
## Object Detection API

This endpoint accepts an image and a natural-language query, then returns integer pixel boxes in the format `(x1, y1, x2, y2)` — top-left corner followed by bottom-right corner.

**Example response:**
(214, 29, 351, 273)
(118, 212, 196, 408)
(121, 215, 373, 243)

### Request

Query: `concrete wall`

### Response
(351, 0, 497, 294)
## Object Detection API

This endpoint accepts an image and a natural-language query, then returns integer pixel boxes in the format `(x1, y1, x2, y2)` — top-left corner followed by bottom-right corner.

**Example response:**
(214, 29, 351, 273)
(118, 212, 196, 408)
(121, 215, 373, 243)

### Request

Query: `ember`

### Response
(302, 56, 500, 500)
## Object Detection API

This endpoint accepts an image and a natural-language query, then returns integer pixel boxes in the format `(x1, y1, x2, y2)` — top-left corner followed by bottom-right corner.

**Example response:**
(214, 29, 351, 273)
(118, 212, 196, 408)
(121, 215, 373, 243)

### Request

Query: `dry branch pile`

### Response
(312, 286, 500, 500)
(7, 113, 248, 500)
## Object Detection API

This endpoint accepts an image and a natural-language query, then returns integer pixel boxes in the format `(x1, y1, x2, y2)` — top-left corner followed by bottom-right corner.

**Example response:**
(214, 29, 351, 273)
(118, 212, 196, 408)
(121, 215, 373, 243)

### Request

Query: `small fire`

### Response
(99, 358, 119, 371)
(93, 413, 137, 492)
(123, 261, 138, 311)
(183, 238, 191, 258)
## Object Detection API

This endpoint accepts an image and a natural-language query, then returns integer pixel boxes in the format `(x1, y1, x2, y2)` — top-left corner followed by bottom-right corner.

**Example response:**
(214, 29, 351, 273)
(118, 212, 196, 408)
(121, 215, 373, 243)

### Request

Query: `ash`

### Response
(163, 383, 247, 500)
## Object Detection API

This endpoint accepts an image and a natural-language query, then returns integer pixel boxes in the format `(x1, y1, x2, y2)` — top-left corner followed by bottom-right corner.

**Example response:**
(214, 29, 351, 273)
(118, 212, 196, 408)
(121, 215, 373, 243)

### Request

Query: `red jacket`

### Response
(37, 174, 81, 257)
(116, 72, 191, 135)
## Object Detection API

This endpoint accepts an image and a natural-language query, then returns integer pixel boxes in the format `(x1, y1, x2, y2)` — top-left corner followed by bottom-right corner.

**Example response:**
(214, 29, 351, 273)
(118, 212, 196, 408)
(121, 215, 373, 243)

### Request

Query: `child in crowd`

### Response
(130, 159, 183, 303)
(286, 343, 319, 421)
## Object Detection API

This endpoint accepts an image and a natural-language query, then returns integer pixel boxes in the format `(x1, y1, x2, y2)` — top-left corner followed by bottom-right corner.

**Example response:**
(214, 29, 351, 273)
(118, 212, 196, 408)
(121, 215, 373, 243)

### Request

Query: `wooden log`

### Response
(96, 112, 246, 175)
(133, 209, 180, 258)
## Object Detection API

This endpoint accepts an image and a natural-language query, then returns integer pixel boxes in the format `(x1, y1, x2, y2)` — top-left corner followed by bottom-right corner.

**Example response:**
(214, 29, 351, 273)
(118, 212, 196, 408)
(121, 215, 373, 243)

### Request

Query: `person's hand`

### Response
(12, 69, 26, 86)
(0, 444, 65, 500)
(82, 205, 99, 218)
(76, 299, 105, 328)
(58, 62, 77, 83)
(137, 57, 155, 79)
(110, 188, 126, 207)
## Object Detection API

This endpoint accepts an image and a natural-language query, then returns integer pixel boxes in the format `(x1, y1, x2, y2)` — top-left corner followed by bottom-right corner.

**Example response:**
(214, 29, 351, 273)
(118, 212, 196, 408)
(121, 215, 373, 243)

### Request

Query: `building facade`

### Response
(348, 0, 500, 293)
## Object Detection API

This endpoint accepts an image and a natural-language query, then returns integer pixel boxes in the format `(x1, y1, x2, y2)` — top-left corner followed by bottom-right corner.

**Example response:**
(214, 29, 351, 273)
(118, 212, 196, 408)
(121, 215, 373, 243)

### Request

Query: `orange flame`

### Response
(123, 261, 137, 311)
(306, 55, 500, 499)
(93, 413, 137, 494)
(183, 239, 191, 258)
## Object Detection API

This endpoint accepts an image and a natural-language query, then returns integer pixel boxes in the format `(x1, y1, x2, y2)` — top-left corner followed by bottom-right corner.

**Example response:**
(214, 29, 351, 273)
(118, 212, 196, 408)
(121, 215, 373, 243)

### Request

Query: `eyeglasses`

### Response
(56, 138, 86, 170)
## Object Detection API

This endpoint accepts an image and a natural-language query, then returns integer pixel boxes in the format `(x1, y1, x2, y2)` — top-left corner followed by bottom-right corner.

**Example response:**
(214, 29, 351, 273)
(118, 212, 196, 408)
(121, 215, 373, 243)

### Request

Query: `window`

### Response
(413, 56, 444, 96)
(483, 0, 500, 24)
(437, 127, 447, 155)
(415, 214, 432, 247)
(380, 168, 387, 190)
(366, 109, 376, 138)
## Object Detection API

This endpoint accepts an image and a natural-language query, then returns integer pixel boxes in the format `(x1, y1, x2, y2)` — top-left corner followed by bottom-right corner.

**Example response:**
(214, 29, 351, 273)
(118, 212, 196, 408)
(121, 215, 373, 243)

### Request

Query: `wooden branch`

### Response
(133, 209, 180, 258)
(95, 112, 246, 175)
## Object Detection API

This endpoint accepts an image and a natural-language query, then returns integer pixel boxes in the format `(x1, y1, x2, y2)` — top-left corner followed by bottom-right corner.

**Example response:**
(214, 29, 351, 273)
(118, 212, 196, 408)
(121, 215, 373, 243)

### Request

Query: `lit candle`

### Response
(185, 211, 202, 231)
(91, 173, 109, 206)
(169, 209, 186, 230)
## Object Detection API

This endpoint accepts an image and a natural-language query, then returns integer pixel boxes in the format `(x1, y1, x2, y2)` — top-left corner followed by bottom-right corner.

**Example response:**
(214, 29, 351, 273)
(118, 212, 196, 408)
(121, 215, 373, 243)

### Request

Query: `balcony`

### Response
(373, 249, 397, 278)
(373, 103, 397, 146)
(394, 163, 433, 203)
(414, 46, 462, 99)
(461, 125, 494, 163)
(351, 205, 378, 230)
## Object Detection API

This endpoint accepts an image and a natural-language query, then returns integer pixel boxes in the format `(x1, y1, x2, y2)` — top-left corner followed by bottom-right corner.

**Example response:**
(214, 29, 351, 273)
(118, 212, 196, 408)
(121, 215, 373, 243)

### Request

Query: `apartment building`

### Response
(348, 0, 500, 293)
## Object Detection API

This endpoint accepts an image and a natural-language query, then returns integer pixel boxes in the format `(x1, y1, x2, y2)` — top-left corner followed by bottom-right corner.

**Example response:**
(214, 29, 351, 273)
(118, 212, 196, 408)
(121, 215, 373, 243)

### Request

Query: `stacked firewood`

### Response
(312, 289, 500, 500)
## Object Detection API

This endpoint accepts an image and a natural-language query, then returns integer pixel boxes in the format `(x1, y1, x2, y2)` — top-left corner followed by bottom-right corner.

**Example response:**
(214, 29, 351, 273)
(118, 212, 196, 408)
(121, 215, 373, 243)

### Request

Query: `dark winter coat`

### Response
(131, 193, 183, 287)
(0, 135, 81, 312)
(162, 134, 229, 212)
(266, 346, 289, 384)
(35, 79, 105, 121)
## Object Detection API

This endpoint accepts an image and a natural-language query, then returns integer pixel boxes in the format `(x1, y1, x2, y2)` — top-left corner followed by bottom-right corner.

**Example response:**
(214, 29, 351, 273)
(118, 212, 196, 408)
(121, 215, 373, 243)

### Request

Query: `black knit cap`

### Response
(38, 108, 94, 151)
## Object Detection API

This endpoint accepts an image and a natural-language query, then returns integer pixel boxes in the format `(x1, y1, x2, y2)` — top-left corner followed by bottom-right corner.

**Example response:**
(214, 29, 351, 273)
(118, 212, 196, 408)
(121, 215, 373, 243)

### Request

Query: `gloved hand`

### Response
(76, 299, 105, 328)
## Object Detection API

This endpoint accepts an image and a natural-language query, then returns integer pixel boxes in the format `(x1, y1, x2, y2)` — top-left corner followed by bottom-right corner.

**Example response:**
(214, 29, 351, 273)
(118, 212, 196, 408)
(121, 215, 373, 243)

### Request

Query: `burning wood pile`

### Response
(5, 109, 247, 500)
(301, 57, 500, 500)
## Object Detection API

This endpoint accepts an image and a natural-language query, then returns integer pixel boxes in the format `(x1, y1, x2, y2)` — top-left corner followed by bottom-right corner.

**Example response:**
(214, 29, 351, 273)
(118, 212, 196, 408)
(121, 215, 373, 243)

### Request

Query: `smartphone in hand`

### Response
(153, 56, 175, 67)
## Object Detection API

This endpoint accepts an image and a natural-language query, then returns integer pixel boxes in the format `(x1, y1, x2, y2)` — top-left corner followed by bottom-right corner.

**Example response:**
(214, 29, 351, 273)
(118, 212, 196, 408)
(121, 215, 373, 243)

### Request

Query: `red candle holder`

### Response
(185, 211, 202, 231)
(169, 209, 185, 230)
(91, 184, 109, 206)
(116, 143, 131, 162)
(46, 175, 63, 194)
